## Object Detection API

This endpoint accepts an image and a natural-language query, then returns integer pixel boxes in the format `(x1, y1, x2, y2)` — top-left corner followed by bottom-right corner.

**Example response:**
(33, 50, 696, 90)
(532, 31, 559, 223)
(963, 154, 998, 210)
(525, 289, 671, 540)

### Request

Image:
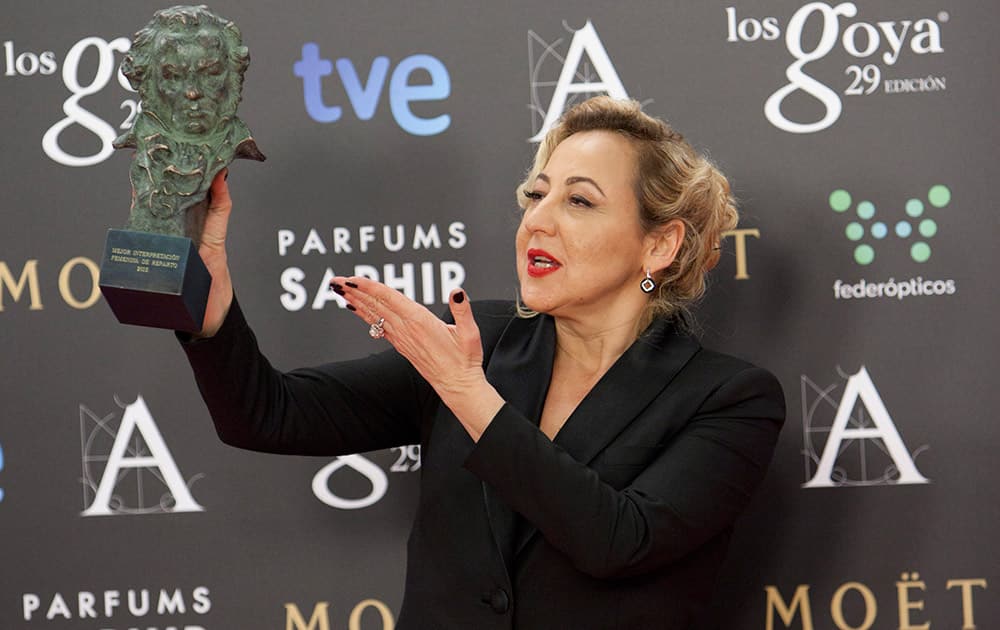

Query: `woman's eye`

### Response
(570, 195, 593, 208)
(523, 189, 544, 201)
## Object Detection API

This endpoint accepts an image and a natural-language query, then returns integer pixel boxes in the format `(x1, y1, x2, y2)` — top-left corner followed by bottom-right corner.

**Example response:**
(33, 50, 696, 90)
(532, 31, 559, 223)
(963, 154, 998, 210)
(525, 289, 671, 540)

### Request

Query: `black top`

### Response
(180, 298, 785, 629)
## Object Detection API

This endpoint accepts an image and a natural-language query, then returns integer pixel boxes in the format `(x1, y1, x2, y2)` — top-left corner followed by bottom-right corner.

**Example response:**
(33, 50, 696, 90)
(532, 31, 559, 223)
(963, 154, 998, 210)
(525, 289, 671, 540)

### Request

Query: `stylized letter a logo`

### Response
(803, 366, 929, 488)
(81, 395, 204, 516)
(529, 21, 628, 142)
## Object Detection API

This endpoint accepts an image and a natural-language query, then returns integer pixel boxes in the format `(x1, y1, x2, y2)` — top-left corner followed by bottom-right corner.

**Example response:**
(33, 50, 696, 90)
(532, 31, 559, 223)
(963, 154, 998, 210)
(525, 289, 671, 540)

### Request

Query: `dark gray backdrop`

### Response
(2, 1, 997, 628)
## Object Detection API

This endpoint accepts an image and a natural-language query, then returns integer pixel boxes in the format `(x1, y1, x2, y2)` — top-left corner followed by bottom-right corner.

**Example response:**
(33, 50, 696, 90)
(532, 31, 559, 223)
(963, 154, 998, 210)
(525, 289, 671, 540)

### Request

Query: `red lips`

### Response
(526, 248, 562, 277)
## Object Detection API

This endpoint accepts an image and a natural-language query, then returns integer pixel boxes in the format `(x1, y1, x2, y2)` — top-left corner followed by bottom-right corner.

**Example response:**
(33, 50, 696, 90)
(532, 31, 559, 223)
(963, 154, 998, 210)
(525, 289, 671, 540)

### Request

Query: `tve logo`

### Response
(294, 43, 451, 136)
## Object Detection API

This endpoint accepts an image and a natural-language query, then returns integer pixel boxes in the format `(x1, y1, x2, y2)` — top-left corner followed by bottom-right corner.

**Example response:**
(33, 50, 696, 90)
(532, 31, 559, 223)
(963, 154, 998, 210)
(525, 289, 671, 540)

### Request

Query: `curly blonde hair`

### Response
(516, 96, 737, 330)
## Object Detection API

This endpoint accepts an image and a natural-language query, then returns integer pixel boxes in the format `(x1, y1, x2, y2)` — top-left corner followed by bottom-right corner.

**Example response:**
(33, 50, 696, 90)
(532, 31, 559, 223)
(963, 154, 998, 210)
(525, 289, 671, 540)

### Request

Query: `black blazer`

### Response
(180, 299, 785, 629)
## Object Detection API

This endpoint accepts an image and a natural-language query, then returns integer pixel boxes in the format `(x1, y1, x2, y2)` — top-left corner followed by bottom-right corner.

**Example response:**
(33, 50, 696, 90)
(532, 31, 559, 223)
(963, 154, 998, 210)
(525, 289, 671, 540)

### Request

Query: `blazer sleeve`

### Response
(178, 297, 431, 455)
(463, 364, 785, 579)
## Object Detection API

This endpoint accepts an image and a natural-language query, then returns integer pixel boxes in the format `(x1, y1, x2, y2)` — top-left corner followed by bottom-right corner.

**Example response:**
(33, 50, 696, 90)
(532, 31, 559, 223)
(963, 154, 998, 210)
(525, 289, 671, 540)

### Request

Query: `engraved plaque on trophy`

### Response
(99, 5, 264, 332)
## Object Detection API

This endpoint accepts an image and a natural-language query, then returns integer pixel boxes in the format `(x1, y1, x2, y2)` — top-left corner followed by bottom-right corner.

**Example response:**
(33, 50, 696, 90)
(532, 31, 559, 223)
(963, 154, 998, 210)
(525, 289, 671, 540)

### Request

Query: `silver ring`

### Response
(368, 317, 385, 339)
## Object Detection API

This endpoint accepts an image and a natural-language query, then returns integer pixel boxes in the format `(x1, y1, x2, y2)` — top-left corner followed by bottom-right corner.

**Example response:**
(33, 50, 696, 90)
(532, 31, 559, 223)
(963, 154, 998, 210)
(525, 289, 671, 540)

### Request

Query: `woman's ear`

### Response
(705, 239, 722, 271)
(645, 219, 685, 274)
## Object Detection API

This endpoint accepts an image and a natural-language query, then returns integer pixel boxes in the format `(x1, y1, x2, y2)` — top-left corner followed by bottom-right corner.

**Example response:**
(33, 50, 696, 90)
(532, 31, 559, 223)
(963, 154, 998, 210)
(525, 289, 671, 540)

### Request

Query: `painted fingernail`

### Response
(346, 304, 357, 311)
(452, 291, 465, 304)
(332, 287, 345, 296)
(345, 281, 359, 288)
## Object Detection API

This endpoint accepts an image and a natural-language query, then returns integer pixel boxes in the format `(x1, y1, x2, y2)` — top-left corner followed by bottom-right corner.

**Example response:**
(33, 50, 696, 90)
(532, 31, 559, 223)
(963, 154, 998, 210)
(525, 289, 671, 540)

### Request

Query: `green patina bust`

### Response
(114, 5, 264, 243)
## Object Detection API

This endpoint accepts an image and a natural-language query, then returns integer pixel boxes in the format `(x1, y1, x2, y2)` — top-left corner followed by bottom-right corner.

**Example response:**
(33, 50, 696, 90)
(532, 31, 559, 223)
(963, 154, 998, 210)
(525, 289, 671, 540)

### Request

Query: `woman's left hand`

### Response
(331, 276, 505, 440)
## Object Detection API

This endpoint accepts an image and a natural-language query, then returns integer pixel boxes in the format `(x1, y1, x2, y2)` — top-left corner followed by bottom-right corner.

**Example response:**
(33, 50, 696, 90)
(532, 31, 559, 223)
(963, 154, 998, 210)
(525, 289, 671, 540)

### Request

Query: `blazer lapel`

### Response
(481, 313, 555, 571)
(552, 317, 701, 466)
(513, 316, 701, 557)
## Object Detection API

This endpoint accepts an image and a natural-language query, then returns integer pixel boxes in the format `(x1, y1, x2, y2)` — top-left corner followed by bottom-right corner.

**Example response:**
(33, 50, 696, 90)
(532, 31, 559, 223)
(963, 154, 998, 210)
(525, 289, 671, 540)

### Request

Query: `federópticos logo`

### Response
(829, 184, 950, 266)
(827, 184, 956, 302)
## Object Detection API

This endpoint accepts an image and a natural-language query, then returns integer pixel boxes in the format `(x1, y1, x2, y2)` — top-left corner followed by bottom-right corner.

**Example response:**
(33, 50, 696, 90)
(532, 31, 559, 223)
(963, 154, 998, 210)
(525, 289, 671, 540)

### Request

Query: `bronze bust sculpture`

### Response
(113, 5, 264, 243)
(100, 5, 263, 331)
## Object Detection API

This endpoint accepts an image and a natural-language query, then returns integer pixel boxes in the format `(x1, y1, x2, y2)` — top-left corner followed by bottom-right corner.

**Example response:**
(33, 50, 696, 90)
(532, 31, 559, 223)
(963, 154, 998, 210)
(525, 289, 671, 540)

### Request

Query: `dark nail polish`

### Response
(346, 304, 357, 311)
(332, 287, 345, 296)
(224, 170, 229, 181)
(452, 291, 465, 304)
(330, 282, 342, 290)
(345, 281, 359, 288)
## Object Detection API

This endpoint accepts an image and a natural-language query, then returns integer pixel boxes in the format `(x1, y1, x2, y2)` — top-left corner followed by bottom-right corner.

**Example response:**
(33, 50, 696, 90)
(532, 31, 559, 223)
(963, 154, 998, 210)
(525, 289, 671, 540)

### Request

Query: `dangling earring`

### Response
(640, 268, 656, 294)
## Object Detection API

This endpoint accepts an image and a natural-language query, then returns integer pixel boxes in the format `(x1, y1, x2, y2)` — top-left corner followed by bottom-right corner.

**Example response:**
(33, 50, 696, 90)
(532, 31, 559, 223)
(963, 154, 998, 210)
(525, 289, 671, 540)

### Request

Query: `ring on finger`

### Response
(369, 316, 386, 339)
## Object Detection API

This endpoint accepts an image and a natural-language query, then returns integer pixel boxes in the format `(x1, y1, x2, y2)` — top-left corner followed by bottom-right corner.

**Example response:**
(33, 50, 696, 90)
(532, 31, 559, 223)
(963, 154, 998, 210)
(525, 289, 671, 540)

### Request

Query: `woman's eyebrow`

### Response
(535, 173, 606, 198)
(565, 176, 606, 197)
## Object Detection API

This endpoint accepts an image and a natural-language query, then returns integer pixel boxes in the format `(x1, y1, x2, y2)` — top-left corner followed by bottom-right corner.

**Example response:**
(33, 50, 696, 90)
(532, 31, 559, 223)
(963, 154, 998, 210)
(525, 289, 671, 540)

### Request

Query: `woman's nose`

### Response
(522, 197, 557, 235)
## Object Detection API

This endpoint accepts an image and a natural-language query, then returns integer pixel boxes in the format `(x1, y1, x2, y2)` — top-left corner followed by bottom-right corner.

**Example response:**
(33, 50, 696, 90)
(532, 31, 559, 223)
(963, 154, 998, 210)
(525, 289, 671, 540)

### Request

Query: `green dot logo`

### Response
(905, 199, 924, 217)
(928, 185, 950, 208)
(911, 242, 931, 262)
(919, 219, 937, 238)
(846, 222, 864, 241)
(855, 244, 875, 265)
(829, 190, 852, 212)
(830, 184, 949, 265)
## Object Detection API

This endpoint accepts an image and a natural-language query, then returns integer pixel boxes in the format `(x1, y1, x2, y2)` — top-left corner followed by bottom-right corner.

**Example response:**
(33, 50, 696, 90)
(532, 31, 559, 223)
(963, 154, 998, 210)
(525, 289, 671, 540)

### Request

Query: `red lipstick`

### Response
(526, 248, 562, 277)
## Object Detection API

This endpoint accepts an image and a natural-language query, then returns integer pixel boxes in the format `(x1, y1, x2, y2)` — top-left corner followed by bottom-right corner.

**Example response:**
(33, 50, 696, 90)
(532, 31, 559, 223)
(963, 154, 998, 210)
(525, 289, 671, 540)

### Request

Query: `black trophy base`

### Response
(99, 229, 211, 332)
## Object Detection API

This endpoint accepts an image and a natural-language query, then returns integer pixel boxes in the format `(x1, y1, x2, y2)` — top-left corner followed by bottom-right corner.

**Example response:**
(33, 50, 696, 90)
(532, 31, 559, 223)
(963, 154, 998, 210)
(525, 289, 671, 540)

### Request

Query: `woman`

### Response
(181, 96, 785, 628)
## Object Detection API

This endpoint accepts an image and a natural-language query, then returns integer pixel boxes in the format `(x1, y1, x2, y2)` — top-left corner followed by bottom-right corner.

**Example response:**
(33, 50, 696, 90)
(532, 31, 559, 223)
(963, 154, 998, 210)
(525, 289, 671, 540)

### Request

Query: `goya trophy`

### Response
(99, 5, 264, 331)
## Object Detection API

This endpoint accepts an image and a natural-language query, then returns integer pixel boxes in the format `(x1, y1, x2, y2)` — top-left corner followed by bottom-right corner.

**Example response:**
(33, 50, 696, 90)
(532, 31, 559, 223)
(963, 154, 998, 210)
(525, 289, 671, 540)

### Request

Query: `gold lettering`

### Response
(765, 585, 814, 630)
(348, 598, 394, 630)
(721, 228, 760, 280)
(285, 602, 329, 630)
(0, 260, 43, 311)
(830, 581, 877, 630)
(58, 257, 100, 309)
(895, 572, 930, 630)
(946, 578, 987, 629)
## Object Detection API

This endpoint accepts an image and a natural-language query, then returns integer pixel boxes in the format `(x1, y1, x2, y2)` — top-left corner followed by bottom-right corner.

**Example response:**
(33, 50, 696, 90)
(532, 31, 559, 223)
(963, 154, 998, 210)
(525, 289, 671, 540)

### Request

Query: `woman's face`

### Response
(516, 130, 653, 324)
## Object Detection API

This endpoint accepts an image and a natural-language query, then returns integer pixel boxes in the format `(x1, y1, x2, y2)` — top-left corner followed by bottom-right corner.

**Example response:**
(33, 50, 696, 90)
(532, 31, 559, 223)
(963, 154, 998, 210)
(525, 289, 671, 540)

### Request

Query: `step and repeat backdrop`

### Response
(2, 1, 997, 628)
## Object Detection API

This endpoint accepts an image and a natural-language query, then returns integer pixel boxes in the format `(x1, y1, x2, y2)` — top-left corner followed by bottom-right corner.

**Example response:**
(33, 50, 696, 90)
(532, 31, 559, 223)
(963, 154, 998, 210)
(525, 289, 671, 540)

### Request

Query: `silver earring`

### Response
(640, 269, 656, 294)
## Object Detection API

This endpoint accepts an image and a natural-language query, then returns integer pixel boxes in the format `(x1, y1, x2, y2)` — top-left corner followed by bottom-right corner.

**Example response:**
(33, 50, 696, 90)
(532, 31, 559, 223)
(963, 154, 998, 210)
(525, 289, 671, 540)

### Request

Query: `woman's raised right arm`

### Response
(178, 171, 429, 455)
(195, 169, 237, 339)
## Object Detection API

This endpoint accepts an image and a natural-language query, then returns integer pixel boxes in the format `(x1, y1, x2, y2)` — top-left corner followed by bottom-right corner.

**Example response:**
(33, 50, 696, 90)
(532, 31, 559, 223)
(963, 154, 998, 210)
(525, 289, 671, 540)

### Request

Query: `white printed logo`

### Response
(726, 3, 946, 133)
(80, 395, 204, 516)
(312, 446, 420, 510)
(22, 586, 212, 624)
(527, 20, 629, 142)
(2, 41, 57, 76)
(802, 366, 929, 488)
(40, 36, 139, 167)
(276, 223, 469, 311)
